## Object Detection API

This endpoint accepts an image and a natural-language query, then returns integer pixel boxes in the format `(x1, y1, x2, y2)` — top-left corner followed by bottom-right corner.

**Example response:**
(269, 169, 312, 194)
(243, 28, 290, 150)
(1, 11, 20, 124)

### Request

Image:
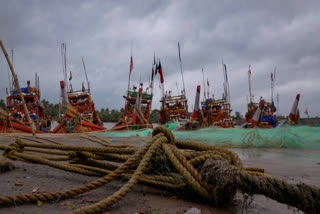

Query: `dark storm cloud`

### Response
(0, 0, 319, 116)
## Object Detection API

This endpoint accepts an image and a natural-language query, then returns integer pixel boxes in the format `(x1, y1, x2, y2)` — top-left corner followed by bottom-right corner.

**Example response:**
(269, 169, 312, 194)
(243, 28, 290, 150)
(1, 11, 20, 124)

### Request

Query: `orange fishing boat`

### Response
(201, 97, 233, 128)
(111, 54, 154, 131)
(159, 43, 190, 129)
(244, 66, 277, 128)
(200, 64, 233, 128)
(0, 79, 45, 133)
(159, 92, 189, 125)
(52, 44, 105, 133)
(111, 84, 153, 130)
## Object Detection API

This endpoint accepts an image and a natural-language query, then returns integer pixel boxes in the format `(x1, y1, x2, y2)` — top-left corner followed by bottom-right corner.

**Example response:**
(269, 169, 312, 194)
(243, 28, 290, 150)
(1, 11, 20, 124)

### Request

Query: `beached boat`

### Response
(159, 43, 190, 130)
(200, 64, 233, 128)
(201, 97, 233, 128)
(244, 100, 276, 128)
(0, 79, 45, 133)
(52, 82, 105, 134)
(111, 84, 153, 130)
(111, 53, 154, 131)
(52, 44, 105, 133)
(286, 94, 300, 125)
(244, 66, 277, 128)
(159, 92, 189, 127)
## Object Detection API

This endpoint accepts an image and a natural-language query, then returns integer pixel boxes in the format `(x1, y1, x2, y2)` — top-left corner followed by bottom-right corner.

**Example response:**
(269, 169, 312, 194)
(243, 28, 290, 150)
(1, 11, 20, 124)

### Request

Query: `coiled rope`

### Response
(0, 127, 319, 214)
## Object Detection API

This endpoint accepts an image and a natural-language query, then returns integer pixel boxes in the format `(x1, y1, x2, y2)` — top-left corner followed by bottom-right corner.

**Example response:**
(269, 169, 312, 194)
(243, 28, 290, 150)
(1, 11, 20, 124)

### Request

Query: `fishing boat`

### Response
(112, 83, 153, 130)
(201, 97, 233, 128)
(159, 90, 189, 127)
(286, 94, 300, 125)
(52, 44, 105, 133)
(244, 66, 277, 128)
(0, 41, 45, 134)
(200, 64, 233, 128)
(111, 55, 153, 130)
(159, 43, 190, 130)
(0, 79, 46, 133)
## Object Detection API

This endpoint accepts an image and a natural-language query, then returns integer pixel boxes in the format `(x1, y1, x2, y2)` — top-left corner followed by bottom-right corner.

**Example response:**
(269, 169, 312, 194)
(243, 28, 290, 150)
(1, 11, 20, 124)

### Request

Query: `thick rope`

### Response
(0, 126, 318, 214)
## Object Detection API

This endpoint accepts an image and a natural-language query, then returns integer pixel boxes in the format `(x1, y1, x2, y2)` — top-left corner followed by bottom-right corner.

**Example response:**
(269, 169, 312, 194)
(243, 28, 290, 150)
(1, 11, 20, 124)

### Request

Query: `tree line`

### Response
(3, 99, 308, 124)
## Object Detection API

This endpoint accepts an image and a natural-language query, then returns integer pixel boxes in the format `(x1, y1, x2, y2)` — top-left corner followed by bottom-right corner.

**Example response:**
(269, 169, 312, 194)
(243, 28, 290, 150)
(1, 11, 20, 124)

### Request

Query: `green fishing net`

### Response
(90, 125, 320, 149)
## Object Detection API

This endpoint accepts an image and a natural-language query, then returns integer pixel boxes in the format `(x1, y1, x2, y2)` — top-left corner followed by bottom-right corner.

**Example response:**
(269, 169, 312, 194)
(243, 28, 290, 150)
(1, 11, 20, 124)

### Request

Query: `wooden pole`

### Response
(0, 40, 36, 135)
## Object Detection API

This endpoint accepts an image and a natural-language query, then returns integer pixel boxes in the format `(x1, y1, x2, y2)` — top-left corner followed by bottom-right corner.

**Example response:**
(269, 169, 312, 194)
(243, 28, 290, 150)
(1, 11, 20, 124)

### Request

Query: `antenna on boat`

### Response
(178, 42, 186, 96)
(81, 56, 90, 93)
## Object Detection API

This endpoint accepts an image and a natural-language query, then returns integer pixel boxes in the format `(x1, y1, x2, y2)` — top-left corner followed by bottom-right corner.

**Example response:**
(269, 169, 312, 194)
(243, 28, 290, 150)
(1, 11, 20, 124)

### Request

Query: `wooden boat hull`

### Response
(52, 120, 105, 133)
(0, 120, 43, 133)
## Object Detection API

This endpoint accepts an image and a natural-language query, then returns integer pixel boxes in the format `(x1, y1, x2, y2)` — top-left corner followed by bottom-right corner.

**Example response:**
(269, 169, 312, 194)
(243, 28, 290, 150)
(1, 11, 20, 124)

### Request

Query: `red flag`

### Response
(130, 56, 133, 73)
(69, 71, 72, 80)
(159, 60, 164, 83)
(207, 78, 209, 87)
(192, 85, 201, 120)
(304, 108, 308, 115)
(271, 72, 273, 81)
(132, 109, 137, 124)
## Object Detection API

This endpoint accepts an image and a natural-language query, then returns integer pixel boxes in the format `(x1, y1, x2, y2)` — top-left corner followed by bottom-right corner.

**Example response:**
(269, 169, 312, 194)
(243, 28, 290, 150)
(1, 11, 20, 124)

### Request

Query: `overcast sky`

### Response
(1, 0, 319, 117)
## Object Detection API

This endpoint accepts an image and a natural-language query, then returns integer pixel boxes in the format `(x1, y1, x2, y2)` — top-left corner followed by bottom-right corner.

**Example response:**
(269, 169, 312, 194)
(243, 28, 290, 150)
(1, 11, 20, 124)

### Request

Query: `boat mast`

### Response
(127, 43, 133, 95)
(11, 49, 14, 90)
(178, 42, 186, 96)
(61, 43, 69, 104)
(0, 40, 36, 135)
(222, 62, 230, 102)
(7, 63, 12, 92)
(271, 67, 276, 103)
(35, 72, 39, 130)
(81, 56, 90, 94)
(201, 68, 206, 100)
(248, 65, 253, 103)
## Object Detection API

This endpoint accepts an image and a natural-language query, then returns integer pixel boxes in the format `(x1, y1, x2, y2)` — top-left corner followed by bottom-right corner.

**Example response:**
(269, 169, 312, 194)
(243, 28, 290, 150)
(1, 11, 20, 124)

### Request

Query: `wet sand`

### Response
(0, 134, 319, 214)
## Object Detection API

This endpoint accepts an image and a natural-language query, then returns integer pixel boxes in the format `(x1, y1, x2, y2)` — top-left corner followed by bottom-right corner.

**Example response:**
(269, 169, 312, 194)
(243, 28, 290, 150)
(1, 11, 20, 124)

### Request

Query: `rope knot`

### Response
(3, 139, 25, 159)
(152, 126, 175, 144)
(201, 159, 239, 206)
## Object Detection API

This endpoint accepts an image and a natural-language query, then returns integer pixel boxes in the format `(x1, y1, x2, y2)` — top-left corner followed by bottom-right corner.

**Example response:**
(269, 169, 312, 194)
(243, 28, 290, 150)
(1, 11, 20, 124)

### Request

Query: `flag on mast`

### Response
(69, 71, 72, 81)
(159, 60, 164, 83)
(130, 56, 133, 73)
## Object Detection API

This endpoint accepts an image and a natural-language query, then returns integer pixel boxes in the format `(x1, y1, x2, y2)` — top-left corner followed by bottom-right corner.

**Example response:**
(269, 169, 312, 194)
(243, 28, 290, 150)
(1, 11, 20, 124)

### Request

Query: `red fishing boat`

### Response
(52, 44, 105, 133)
